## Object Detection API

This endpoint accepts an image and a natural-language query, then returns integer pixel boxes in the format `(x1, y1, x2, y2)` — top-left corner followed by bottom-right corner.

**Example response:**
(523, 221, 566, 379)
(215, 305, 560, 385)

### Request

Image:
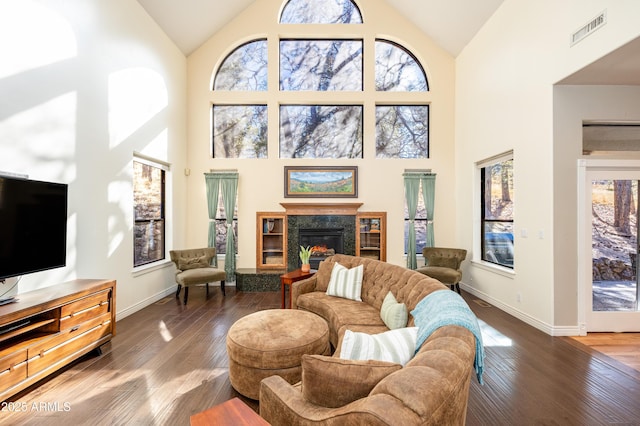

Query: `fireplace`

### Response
(299, 228, 344, 270)
(287, 214, 356, 270)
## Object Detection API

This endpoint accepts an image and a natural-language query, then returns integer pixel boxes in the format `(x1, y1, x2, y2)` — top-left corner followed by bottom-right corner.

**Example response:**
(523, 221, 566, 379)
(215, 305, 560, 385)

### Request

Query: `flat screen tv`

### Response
(0, 176, 68, 282)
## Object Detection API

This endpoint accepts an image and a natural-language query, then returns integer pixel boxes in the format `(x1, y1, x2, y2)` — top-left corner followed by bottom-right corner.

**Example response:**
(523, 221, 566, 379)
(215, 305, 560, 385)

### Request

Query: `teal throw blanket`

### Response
(411, 290, 485, 384)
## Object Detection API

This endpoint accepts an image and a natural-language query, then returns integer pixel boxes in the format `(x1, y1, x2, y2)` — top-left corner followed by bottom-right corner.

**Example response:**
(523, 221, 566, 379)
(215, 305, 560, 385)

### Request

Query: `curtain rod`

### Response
(403, 169, 434, 175)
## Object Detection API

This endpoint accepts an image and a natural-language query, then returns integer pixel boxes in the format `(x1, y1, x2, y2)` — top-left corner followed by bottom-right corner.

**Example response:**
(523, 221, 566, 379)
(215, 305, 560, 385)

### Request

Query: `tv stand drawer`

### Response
(60, 289, 111, 317)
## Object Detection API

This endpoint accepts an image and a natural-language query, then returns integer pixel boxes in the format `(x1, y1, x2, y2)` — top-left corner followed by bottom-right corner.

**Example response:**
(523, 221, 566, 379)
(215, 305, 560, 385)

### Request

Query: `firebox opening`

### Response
(298, 228, 344, 270)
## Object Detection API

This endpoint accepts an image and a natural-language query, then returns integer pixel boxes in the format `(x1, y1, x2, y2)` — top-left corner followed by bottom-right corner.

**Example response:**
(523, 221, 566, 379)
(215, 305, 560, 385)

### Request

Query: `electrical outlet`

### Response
(516, 293, 522, 303)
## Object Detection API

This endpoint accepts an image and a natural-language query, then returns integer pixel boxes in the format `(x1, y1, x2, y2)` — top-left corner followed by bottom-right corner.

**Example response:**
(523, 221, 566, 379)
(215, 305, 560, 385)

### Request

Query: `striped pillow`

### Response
(380, 291, 408, 329)
(326, 262, 363, 301)
(339, 327, 418, 366)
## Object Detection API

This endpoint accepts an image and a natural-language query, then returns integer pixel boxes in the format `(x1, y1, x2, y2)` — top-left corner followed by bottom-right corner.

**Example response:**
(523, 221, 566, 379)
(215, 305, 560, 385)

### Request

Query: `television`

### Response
(0, 176, 68, 286)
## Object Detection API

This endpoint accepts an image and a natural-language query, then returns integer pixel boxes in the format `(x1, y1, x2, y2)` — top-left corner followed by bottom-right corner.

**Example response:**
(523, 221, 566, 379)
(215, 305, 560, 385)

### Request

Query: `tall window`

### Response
(133, 158, 167, 267)
(214, 193, 238, 255)
(211, 0, 429, 160)
(480, 153, 514, 268)
(404, 181, 428, 254)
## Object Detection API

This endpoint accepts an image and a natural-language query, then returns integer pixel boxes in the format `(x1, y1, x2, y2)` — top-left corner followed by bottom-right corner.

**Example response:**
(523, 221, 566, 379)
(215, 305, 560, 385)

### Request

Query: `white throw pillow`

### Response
(339, 327, 418, 366)
(326, 262, 363, 301)
(380, 291, 408, 330)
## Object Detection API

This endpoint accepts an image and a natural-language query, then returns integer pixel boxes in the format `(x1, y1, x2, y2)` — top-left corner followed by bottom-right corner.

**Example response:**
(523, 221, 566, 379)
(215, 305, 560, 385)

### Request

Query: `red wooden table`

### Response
(280, 268, 315, 308)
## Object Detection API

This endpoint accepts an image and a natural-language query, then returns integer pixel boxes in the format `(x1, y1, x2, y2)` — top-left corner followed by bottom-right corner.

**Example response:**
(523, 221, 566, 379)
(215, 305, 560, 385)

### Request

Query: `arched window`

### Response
(375, 40, 428, 92)
(280, 0, 362, 24)
(211, 0, 430, 159)
(214, 40, 267, 91)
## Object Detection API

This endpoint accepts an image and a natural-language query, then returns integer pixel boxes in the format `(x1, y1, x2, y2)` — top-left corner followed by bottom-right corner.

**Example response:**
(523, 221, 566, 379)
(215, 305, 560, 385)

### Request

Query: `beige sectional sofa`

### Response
(259, 254, 479, 425)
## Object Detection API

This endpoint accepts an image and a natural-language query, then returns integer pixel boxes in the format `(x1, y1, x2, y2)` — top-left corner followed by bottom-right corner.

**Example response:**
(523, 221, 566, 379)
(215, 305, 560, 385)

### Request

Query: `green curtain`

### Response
(422, 174, 436, 248)
(220, 174, 238, 281)
(403, 173, 421, 269)
(204, 174, 220, 267)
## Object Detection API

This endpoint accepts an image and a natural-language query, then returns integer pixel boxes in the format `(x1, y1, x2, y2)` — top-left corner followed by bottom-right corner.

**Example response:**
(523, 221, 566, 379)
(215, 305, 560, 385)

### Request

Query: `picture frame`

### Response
(284, 166, 358, 198)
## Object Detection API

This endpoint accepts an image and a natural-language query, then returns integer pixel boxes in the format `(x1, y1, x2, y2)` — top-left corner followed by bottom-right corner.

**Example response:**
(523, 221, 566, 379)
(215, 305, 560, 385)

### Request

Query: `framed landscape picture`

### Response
(284, 166, 358, 198)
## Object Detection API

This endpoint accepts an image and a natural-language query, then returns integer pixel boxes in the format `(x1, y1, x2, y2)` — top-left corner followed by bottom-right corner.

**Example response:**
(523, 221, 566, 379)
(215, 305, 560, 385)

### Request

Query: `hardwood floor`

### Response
(569, 332, 640, 373)
(3, 287, 640, 425)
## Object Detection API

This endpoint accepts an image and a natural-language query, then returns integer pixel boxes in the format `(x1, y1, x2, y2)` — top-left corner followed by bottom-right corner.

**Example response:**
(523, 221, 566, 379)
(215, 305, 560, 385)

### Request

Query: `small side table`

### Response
(280, 268, 315, 309)
(190, 397, 269, 426)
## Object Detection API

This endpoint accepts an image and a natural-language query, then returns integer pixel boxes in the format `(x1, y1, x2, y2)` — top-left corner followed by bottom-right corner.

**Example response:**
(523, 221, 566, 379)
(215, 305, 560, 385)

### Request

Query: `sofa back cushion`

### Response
(315, 255, 447, 324)
(301, 355, 401, 408)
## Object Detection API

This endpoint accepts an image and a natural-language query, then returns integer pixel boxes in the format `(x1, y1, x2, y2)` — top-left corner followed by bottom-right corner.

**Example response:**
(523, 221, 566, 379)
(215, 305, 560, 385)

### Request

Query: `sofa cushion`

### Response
(301, 354, 401, 408)
(326, 262, 363, 301)
(380, 291, 408, 330)
(177, 255, 210, 270)
(339, 327, 418, 366)
(297, 292, 385, 347)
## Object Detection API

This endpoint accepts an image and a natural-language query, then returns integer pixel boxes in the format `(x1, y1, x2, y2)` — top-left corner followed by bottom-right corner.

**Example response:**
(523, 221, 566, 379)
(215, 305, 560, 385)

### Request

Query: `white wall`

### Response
(0, 0, 187, 319)
(456, 0, 640, 333)
(186, 0, 457, 270)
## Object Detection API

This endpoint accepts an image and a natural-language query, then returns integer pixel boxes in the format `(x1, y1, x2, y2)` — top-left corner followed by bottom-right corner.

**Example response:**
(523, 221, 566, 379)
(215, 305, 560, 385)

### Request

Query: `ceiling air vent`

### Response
(571, 10, 607, 46)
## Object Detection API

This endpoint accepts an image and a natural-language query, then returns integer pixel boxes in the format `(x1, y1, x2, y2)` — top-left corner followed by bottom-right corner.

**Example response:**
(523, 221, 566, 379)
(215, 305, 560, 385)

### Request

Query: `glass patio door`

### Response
(580, 163, 640, 332)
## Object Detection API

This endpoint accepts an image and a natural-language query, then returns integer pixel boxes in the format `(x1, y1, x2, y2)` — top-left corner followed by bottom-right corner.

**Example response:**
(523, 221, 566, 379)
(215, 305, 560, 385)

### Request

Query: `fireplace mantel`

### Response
(280, 203, 363, 216)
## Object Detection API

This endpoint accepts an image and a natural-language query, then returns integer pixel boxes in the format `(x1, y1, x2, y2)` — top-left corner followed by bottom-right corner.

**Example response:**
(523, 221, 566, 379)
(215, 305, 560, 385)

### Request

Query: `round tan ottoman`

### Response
(226, 309, 330, 399)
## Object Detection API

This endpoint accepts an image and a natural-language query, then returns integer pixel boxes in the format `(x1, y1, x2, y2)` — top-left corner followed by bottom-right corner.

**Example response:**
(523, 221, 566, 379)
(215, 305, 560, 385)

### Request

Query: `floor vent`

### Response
(473, 299, 492, 308)
(571, 10, 606, 46)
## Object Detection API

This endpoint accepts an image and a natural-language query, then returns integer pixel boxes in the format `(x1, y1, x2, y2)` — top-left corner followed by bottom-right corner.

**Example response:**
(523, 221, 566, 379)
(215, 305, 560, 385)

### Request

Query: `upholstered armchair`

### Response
(416, 247, 467, 294)
(169, 248, 226, 305)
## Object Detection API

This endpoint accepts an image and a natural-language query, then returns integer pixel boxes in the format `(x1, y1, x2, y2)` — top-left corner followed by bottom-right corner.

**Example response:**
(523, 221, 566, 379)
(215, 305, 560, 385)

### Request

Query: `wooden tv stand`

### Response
(0, 279, 116, 401)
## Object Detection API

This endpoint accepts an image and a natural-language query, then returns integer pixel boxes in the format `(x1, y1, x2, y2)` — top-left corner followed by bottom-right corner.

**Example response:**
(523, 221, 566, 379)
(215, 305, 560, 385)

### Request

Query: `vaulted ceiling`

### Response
(135, 0, 640, 85)
(135, 0, 504, 57)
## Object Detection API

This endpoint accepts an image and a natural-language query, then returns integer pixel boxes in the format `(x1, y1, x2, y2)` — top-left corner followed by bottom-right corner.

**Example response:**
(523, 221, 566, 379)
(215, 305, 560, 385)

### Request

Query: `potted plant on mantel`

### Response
(299, 245, 312, 272)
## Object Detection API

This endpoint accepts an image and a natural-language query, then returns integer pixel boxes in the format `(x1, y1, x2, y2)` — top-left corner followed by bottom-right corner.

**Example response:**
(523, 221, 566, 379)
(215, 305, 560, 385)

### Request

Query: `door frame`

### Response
(577, 159, 640, 334)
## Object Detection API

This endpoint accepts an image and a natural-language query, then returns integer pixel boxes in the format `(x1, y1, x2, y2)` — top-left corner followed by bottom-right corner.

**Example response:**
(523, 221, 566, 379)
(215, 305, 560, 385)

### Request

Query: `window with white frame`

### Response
(133, 157, 169, 267)
(479, 153, 514, 268)
(211, 0, 430, 159)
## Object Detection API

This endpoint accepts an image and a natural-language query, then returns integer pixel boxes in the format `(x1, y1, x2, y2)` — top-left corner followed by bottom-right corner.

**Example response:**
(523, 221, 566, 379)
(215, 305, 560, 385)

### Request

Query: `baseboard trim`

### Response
(116, 286, 176, 321)
(460, 283, 580, 336)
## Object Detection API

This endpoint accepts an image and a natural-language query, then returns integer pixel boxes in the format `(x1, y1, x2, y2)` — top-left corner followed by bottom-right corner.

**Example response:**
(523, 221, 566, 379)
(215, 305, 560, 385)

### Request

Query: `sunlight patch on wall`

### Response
(138, 129, 169, 162)
(107, 180, 131, 257)
(0, 92, 77, 181)
(108, 68, 168, 149)
(0, 0, 77, 79)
